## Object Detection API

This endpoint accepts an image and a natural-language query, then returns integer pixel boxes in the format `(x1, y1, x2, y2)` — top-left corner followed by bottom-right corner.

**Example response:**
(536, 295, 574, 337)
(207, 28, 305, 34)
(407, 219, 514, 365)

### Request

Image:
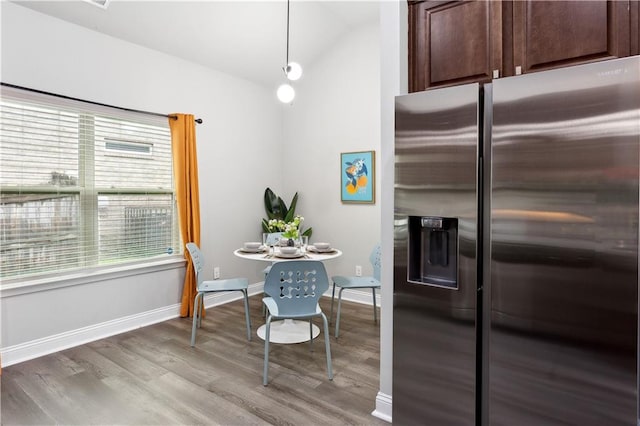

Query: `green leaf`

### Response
(302, 227, 313, 238)
(283, 192, 298, 222)
(276, 197, 288, 220)
(262, 218, 271, 232)
(264, 188, 281, 220)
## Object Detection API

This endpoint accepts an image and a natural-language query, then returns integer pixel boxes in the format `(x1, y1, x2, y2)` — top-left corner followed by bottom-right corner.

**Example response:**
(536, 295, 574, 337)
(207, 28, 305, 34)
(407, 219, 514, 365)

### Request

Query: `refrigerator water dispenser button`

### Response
(422, 217, 443, 228)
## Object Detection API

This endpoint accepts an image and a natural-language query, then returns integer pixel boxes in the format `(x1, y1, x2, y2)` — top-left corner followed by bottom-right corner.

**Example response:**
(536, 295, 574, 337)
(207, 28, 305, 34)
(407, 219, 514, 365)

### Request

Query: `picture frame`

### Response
(340, 150, 375, 204)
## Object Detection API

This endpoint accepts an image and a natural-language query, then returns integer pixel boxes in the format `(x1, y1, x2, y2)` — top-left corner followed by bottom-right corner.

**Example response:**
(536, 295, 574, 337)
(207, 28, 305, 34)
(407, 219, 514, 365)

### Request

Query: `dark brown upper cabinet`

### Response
(409, 0, 503, 91)
(512, 1, 631, 75)
(409, 0, 638, 93)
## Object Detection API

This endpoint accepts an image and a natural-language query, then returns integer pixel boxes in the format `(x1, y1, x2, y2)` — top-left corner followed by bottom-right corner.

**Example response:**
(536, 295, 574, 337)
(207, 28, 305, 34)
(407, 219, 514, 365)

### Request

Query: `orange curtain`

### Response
(169, 114, 201, 318)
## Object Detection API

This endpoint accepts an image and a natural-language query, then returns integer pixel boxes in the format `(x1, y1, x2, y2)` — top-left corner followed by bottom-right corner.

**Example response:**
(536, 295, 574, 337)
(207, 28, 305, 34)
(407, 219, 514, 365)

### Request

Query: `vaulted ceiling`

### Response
(12, 0, 380, 87)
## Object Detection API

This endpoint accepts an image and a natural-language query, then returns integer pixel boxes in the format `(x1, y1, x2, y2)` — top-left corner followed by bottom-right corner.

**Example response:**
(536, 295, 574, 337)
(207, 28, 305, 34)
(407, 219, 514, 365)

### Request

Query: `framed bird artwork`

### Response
(341, 150, 375, 204)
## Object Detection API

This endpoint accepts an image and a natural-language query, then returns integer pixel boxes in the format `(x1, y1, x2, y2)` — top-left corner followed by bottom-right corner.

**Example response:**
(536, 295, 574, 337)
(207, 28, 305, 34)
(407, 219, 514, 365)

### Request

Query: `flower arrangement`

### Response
(262, 187, 312, 238)
(266, 215, 304, 240)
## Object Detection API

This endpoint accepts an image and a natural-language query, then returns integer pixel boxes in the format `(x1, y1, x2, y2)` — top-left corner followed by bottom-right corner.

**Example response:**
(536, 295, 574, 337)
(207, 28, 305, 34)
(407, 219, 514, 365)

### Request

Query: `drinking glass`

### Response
(300, 235, 309, 253)
(262, 233, 272, 256)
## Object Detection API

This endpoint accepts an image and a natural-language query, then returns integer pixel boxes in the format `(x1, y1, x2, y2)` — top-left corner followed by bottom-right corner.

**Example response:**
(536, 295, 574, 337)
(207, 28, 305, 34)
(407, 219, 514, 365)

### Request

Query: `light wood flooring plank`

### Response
(0, 377, 55, 425)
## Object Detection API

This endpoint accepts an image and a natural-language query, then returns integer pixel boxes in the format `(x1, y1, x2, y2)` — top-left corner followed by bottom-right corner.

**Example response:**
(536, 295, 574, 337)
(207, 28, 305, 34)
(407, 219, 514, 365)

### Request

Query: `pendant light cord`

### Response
(285, 0, 290, 69)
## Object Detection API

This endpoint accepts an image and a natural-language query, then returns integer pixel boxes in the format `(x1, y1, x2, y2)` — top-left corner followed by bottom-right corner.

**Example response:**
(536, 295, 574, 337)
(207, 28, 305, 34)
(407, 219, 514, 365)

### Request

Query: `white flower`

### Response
(267, 215, 304, 239)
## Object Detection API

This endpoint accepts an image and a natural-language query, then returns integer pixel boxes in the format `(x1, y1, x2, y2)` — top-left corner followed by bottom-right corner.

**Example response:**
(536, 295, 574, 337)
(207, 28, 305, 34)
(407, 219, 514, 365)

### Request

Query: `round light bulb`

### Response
(285, 62, 303, 81)
(277, 83, 295, 103)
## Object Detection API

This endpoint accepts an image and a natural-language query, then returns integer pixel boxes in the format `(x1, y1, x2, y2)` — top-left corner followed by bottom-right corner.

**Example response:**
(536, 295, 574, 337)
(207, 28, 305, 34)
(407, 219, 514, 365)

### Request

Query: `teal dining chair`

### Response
(330, 244, 381, 338)
(262, 260, 333, 386)
(186, 242, 252, 346)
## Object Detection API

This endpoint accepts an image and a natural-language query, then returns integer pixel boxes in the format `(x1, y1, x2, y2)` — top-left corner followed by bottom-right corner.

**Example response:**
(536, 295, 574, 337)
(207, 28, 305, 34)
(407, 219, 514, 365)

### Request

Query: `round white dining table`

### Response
(234, 245, 342, 344)
(233, 247, 342, 263)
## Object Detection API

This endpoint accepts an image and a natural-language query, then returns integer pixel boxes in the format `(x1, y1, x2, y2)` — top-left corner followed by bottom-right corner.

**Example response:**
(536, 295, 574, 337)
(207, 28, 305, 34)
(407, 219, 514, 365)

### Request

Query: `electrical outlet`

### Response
(214, 267, 220, 279)
(355, 265, 362, 277)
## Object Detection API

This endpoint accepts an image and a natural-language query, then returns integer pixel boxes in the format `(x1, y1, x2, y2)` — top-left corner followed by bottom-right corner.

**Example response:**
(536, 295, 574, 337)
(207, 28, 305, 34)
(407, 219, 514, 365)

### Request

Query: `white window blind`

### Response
(0, 86, 181, 281)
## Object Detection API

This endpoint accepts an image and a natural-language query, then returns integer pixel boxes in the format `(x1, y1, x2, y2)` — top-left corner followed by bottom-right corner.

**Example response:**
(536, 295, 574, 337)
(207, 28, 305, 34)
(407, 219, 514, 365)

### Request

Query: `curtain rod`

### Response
(0, 82, 203, 124)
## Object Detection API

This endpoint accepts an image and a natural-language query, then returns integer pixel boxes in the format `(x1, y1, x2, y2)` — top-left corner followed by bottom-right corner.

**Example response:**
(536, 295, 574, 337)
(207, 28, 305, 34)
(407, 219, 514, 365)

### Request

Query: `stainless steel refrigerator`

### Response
(393, 56, 640, 425)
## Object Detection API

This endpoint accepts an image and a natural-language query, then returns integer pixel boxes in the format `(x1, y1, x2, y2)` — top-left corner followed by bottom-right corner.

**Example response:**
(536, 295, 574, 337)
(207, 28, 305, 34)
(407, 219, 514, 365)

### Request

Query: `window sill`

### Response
(0, 256, 186, 298)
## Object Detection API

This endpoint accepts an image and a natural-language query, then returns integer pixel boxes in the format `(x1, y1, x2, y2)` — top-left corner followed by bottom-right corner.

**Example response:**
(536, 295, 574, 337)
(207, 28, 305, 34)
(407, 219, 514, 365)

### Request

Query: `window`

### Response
(0, 86, 181, 281)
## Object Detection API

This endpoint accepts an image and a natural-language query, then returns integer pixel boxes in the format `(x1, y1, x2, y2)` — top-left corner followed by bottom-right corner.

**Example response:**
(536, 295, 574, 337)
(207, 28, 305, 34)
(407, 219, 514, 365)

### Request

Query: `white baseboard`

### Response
(1, 303, 181, 367)
(1, 281, 264, 368)
(372, 391, 392, 423)
(322, 287, 380, 306)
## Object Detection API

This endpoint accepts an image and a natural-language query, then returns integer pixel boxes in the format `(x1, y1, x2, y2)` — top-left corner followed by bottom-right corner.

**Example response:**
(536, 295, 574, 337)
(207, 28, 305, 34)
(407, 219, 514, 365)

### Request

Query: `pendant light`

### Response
(277, 0, 302, 103)
(277, 83, 295, 103)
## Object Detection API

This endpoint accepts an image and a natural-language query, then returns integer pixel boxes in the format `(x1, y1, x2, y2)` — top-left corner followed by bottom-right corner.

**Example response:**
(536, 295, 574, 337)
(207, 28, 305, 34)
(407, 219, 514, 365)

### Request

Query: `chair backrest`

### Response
(369, 244, 381, 281)
(264, 232, 284, 246)
(185, 242, 204, 286)
(264, 260, 329, 316)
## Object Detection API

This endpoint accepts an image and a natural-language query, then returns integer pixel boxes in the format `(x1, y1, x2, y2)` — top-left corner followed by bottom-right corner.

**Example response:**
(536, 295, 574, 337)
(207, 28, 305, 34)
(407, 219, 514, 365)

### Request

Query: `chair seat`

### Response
(198, 277, 248, 292)
(332, 275, 381, 289)
(263, 297, 322, 318)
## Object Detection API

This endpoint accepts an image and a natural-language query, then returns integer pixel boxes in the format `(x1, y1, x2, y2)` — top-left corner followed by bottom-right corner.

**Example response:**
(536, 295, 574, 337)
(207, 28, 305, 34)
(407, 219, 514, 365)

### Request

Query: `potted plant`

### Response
(262, 188, 312, 244)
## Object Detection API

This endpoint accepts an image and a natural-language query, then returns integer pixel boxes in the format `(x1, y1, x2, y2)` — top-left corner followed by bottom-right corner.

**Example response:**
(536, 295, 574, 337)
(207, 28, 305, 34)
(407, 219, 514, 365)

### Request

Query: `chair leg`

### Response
(335, 287, 345, 338)
(321, 312, 333, 381)
(262, 270, 271, 319)
(329, 283, 336, 325)
(197, 294, 204, 328)
(263, 315, 272, 386)
(191, 292, 202, 347)
(242, 289, 252, 341)
(262, 281, 267, 318)
(372, 287, 378, 324)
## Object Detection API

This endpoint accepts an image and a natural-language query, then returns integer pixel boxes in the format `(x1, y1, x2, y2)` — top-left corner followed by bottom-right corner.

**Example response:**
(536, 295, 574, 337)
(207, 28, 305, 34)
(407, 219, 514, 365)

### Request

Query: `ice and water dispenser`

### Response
(408, 216, 458, 289)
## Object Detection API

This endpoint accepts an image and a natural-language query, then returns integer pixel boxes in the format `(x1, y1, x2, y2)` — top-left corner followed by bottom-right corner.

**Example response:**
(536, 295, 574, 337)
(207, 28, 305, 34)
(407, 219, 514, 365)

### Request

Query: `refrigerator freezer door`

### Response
(490, 56, 640, 425)
(394, 83, 480, 425)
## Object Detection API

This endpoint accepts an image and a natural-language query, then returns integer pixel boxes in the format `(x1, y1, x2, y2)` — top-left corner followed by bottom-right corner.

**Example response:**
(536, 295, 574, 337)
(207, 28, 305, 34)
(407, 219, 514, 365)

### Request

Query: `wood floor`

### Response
(1, 296, 386, 425)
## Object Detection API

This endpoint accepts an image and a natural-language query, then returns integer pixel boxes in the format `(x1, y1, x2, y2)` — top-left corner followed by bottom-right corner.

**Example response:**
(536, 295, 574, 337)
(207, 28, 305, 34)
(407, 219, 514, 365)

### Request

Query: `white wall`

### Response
(376, 1, 407, 421)
(282, 23, 381, 284)
(1, 2, 282, 360)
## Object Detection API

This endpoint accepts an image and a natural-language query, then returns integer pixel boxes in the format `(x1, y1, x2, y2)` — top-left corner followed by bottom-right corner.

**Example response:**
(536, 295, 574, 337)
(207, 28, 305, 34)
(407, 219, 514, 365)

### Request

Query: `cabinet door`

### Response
(512, 1, 631, 75)
(409, 0, 503, 92)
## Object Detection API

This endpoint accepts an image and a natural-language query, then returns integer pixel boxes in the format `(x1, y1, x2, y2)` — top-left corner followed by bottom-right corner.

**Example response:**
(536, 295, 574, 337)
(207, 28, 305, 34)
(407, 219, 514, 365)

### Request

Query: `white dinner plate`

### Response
(308, 246, 335, 254)
(275, 251, 304, 259)
(239, 246, 266, 253)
